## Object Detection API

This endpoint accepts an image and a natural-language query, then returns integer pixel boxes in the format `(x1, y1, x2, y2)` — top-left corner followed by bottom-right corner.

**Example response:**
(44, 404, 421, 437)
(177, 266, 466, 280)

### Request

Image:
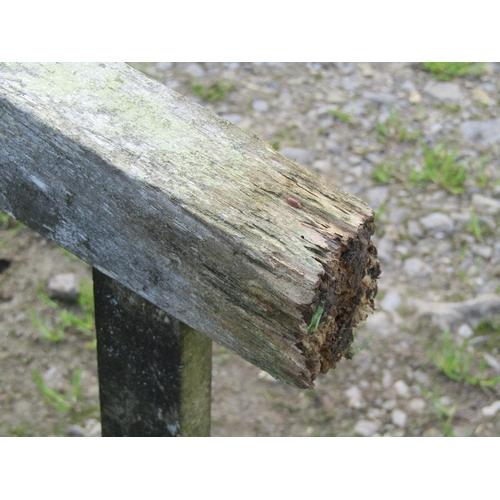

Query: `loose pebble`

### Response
(408, 89, 422, 103)
(380, 291, 402, 312)
(353, 419, 380, 436)
(471, 88, 495, 106)
(457, 324, 474, 338)
(394, 380, 410, 398)
(46, 273, 80, 302)
(461, 118, 500, 145)
(420, 212, 454, 234)
(423, 81, 462, 102)
(382, 369, 393, 389)
(345, 386, 365, 409)
(481, 401, 500, 417)
(403, 258, 433, 278)
(471, 194, 500, 214)
(391, 409, 407, 427)
(252, 99, 269, 112)
(66, 425, 86, 437)
(422, 428, 441, 437)
(408, 398, 426, 414)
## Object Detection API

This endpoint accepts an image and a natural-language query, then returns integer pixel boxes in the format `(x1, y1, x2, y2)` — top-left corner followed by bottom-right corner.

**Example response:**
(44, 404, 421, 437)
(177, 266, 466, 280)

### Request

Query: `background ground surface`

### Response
(1, 62, 500, 436)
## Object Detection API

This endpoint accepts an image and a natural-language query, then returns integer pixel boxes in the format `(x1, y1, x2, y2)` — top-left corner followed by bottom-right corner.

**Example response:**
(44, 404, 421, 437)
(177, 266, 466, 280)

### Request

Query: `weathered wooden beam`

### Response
(0, 62, 380, 388)
(93, 268, 211, 437)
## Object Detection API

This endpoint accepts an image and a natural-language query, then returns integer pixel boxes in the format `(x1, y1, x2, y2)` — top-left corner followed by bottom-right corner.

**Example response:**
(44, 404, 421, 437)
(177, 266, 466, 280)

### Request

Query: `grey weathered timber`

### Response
(0, 62, 380, 388)
(93, 268, 211, 437)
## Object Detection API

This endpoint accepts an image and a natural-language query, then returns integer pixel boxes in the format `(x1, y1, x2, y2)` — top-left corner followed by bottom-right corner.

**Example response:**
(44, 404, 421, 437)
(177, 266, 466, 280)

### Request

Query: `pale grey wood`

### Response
(0, 62, 380, 388)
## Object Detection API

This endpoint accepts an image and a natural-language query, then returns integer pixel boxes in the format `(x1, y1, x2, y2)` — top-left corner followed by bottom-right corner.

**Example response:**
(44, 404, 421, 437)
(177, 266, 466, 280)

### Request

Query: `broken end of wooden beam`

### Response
(293, 216, 381, 388)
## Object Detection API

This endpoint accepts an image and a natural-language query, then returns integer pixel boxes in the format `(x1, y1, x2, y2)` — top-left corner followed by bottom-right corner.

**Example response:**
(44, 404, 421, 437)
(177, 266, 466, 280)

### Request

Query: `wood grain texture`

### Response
(0, 62, 380, 388)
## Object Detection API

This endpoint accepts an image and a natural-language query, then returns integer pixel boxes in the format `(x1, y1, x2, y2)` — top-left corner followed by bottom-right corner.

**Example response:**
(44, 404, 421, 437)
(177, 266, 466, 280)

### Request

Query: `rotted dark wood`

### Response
(93, 268, 212, 437)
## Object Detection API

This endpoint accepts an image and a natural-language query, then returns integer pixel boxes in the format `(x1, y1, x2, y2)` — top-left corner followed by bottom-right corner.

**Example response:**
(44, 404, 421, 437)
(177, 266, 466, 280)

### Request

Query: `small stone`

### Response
(423, 81, 462, 102)
(359, 379, 370, 389)
(383, 399, 397, 411)
(472, 244, 492, 259)
(415, 294, 500, 330)
(326, 90, 347, 103)
(338, 62, 356, 75)
(380, 291, 401, 312)
(483, 353, 500, 372)
(420, 212, 454, 234)
(356, 63, 374, 77)
(345, 385, 364, 409)
(252, 99, 269, 112)
(471, 88, 495, 106)
(46, 273, 80, 302)
(184, 63, 204, 77)
(87, 422, 102, 437)
(471, 194, 500, 215)
(414, 370, 430, 387)
(391, 409, 407, 427)
(457, 323, 474, 338)
(403, 258, 433, 278)
(157, 62, 173, 71)
(394, 380, 410, 398)
(353, 419, 380, 436)
(396, 245, 409, 257)
(422, 427, 441, 437)
(407, 220, 424, 239)
(408, 398, 426, 414)
(481, 400, 500, 417)
(364, 186, 389, 210)
(408, 89, 422, 104)
(461, 118, 500, 145)
(367, 408, 383, 419)
(382, 369, 393, 389)
(66, 425, 85, 437)
(278, 147, 313, 167)
(364, 92, 397, 105)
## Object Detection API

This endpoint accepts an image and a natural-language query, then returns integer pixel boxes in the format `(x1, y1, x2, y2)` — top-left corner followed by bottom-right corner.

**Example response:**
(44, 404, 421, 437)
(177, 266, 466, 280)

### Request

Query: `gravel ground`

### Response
(1, 62, 500, 436)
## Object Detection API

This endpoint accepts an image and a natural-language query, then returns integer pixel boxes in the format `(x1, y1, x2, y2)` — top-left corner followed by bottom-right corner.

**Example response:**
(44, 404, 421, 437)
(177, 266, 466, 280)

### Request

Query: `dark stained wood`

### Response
(94, 268, 211, 437)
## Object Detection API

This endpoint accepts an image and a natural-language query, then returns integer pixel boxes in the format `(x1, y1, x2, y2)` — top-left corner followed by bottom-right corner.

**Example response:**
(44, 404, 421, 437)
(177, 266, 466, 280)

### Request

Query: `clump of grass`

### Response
(32, 367, 83, 413)
(419, 385, 457, 437)
(408, 143, 466, 194)
(329, 108, 353, 124)
(468, 212, 483, 242)
(29, 311, 65, 342)
(371, 159, 406, 185)
(376, 108, 421, 143)
(428, 330, 500, 387)
(30, 279, 96, 348)
(421, 62, 487, 80)
(191, 81, 233, 102)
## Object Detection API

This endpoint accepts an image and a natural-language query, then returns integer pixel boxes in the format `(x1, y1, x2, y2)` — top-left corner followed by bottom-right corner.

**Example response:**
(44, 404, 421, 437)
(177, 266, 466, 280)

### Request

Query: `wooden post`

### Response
(93, 268, 211, 437)
(0, 62, 380, 389)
